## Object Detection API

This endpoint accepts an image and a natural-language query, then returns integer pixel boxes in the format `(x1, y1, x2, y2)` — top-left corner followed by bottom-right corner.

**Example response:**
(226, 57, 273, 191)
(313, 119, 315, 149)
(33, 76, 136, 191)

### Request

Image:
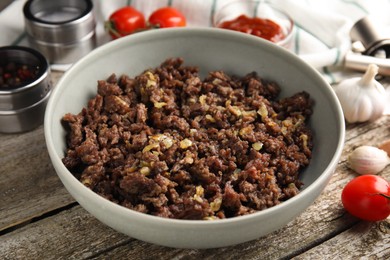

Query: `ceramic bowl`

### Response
(44, 28, 345, 249)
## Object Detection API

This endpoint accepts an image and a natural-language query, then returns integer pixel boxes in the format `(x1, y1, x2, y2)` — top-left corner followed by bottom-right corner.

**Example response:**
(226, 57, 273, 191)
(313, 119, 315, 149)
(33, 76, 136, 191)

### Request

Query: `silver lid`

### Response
(23, 0, 95, 44)
(23, 0, 96, 64)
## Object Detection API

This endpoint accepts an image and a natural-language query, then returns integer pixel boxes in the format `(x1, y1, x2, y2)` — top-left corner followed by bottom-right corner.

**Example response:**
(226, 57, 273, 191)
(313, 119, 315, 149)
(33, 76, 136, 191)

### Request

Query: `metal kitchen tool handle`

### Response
(350, 16, 390, 57)
(345, 16, 390, 75)
(345, 51, 390, 76)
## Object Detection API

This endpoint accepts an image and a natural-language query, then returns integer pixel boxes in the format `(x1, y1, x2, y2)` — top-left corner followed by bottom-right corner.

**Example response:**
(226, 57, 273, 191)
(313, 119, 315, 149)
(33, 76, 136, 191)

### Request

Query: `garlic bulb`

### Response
(348, 145, 390, 175)
(334, 64, 387, 123)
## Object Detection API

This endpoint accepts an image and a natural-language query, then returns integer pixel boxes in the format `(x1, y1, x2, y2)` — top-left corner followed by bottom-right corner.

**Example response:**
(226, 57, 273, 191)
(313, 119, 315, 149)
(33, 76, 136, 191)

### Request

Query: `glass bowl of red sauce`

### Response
(214, 1, 294, 50)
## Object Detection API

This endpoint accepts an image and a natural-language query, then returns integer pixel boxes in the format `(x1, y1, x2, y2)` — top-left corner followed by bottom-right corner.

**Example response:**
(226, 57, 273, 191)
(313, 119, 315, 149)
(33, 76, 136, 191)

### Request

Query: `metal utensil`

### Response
(345, 16, 390, 75)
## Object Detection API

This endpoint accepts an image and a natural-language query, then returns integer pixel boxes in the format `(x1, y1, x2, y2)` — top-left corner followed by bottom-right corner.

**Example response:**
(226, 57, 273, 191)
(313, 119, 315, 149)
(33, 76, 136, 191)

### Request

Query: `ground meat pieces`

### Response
(75, 128, 100, 165)
(62, 113, 84, 149)
(80, 163, 105, 189)
(120, 172, 157, 195)
(62, 58, 314, 220)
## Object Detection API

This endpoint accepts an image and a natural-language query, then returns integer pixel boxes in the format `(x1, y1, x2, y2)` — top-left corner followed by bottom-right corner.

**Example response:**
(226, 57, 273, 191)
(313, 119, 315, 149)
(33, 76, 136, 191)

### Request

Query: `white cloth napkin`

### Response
(2, 0, 390, 84)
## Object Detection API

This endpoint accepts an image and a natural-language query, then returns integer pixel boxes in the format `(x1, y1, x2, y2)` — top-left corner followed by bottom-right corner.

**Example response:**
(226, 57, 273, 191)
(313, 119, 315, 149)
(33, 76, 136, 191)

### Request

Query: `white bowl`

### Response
(44, 28, 345, 249)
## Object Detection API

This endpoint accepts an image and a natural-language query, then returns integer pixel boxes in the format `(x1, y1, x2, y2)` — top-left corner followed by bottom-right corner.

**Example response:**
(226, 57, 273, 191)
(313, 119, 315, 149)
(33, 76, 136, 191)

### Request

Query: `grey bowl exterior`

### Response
(44, 28, 345, 248)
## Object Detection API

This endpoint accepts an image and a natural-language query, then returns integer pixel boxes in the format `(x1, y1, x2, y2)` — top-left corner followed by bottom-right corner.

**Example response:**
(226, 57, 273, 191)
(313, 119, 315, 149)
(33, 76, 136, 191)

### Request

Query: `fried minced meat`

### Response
(62, 58, 314, 220)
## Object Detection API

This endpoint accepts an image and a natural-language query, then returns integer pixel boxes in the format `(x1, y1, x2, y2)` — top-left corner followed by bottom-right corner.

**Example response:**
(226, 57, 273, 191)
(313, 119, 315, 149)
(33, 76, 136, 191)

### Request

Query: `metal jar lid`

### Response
(23, 0, 96, 64)
(0, 46, 51, 111)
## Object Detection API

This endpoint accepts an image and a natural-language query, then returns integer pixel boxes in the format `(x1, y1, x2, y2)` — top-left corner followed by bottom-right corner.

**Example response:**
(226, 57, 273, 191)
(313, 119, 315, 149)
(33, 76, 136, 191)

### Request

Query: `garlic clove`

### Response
(358, 63, 378, 86)
(335, 64, 387, 123)
(348, 145, 390, 175)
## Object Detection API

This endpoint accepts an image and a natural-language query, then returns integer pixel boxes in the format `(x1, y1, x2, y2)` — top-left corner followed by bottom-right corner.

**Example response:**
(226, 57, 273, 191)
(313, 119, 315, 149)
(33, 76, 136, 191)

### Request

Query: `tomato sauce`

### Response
(218, 15, 285, 43)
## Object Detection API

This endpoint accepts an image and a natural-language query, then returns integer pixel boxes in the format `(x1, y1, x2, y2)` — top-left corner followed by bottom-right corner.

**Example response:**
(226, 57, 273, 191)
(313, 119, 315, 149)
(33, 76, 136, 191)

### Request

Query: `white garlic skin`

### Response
(335, 64, 387, 123)
(348, 145, 390, 175)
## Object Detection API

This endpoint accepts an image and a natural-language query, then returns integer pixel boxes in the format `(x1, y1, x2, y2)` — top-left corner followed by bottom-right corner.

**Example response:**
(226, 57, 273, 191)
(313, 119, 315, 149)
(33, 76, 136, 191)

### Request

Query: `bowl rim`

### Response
(44, 27, 345, 226)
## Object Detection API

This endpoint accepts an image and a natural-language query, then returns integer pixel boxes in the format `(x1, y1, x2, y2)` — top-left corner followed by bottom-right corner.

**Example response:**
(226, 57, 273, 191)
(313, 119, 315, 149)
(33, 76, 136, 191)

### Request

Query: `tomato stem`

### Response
(104, 20, 157, 40)
(104, 21, 122, 39)
(146, 22, 161, 29)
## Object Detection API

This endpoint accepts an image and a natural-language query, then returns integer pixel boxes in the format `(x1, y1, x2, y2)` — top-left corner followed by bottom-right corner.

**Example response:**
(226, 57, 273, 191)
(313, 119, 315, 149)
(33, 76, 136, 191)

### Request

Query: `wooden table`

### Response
(1, 71, 389, 259)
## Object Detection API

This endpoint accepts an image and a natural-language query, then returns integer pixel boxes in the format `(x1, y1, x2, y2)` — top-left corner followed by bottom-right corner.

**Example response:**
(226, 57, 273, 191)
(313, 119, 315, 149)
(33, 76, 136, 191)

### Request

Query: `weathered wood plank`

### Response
(1, 206, 130, 260)
(0, 71, 74, 232)
(1, 72, 389, 258)
(0, 126, 75, 232)
(0, 199, 357, 260)
(292, 221, 390, 260)
(1, 116, 389, 258)
(2, 158, 387, 260)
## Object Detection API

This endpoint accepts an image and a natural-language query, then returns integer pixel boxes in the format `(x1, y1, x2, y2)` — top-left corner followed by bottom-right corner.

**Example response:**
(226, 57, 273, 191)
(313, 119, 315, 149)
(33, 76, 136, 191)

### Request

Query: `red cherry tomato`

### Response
(106, 6, 146, 39)
(148, 7, 186, 28)
(341, 175, 390, 221)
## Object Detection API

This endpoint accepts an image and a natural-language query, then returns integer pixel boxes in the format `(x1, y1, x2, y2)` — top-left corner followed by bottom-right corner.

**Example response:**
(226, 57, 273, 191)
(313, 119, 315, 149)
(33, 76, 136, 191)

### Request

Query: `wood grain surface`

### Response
(1, 71, 389, 259)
